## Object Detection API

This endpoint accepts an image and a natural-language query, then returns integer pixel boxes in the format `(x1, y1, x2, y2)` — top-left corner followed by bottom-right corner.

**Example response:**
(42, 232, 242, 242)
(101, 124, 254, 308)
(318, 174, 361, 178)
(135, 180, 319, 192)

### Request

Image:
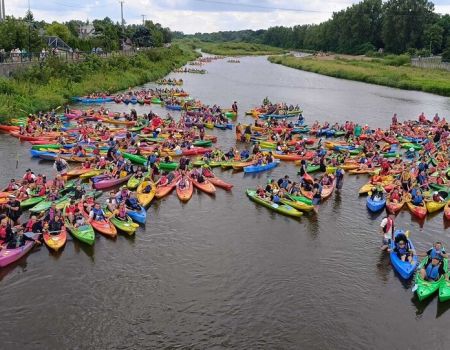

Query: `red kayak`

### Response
(0, 125, 20, 132)
(207, 176, 233, 190)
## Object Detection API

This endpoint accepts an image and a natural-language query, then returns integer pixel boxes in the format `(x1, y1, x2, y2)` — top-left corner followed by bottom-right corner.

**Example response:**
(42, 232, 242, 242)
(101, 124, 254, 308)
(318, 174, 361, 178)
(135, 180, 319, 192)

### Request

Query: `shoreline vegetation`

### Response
(0, 45, 199, 121)
(177, 39, 286, 56)
(268, 54, 450, 97)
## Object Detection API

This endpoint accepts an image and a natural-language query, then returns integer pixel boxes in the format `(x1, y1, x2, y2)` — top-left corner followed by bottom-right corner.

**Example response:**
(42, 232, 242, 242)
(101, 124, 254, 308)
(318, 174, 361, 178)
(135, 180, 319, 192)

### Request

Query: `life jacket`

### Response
(25, 219, 35, 232)
(55, 161, 65, 172)
(65, 205, 76, 215)
(384, 218, 394, 234)
(24, 173, 34, 182)
(425, 263, 440, 281)
(396, 244, 408, 255)
(0, 226, 6, 239)
(430, 248, 443, 260)
(118, 206, 127, 219)
(92, 208, 104, 221)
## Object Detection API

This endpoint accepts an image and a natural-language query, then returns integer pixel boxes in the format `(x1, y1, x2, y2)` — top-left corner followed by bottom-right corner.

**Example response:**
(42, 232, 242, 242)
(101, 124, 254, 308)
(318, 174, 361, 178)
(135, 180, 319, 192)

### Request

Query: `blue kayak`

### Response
(226, 123, 233, 130)
(244, 160, 280, 173)
(127, 205, 147, 224)
(366, 196, 386, 212)
(389, 230, 418, 279)
(214, 124, 227, 130)
(166, 104, 182, 111)
(78, 97, 114, 104)
(30, 149, 57, 160)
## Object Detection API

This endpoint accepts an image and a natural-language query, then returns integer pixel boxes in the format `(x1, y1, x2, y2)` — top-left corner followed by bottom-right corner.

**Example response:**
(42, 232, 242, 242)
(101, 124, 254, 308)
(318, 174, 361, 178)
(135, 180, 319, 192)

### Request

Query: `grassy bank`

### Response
(268, 54, 450, 97)
(177, 39, 285, 56)
(0, 45, 199, 120)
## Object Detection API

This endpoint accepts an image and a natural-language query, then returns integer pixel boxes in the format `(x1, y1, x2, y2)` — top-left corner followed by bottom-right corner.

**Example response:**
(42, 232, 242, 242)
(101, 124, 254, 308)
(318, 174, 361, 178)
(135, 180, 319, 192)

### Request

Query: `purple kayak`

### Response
(92, 175, 131, 189)
(0, 241, 34, 267)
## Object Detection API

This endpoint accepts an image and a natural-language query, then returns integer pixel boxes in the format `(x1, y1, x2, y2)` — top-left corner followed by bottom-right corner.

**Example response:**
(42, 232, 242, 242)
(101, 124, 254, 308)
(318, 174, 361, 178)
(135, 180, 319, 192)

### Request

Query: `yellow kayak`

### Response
(80, 169, 104, 180)
(137, 181, 156, 207)
(425, 200, 446, 213)
(280, 198, 314, 212)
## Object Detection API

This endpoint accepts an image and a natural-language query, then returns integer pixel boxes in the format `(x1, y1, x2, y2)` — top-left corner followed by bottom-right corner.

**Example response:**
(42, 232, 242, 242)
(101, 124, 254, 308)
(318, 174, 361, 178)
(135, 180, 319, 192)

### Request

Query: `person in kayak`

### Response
(23, 215, 43, 234)
(5, 194, 22, 225)
(5, 178, 19, 192)
(23, 169, 36, 183)
(116, 186, 130, 203)
(419, 255, 447, 282)
(47, 215, 64, 234)
(53, 157, 69, 176)
(2, 224, 40, 249)
(106, 191, 118, 212)
(72, 185, 86, 201)
(89, 203, 107, 222)
(65, 200, 77, 224)
(113, 202, 128, 221)
(379, 213, 395, 251)
(393, 233, 415, 263)
(125, 192, 141, 211)
(418, 242, 448, 260)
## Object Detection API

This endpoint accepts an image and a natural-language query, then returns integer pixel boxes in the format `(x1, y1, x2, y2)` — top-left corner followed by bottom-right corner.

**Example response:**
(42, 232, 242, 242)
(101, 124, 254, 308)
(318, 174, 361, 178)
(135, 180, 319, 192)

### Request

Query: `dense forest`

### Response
(0, 11, 172, 53)
(186, 0, 450, 59)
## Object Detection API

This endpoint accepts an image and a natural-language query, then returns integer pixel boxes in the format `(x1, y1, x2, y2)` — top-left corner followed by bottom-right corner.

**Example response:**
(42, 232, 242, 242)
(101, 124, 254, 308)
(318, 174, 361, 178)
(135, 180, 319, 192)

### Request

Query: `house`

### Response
(79, 23, 95, 39)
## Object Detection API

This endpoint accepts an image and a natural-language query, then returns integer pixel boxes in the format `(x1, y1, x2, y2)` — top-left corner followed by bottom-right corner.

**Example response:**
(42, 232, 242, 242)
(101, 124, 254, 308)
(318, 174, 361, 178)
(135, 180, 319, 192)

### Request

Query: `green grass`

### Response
(176, 39, 285, 56)
(0, 45, 199, 121)
(268, 54, 450, 97)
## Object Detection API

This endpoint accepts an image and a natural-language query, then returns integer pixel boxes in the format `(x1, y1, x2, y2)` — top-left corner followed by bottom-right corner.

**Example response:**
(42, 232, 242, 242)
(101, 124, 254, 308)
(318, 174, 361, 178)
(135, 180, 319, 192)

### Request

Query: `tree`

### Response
(382, 0, 435, 53)
(46, 22, 72, 43)
(424, 23, 444, 54)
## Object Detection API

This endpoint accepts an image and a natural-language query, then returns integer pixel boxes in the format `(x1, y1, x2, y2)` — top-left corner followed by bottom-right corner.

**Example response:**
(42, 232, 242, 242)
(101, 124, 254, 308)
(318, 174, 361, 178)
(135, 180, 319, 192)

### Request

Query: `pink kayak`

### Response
(92, 175, 131, 189)
(0, 241, 34, 267)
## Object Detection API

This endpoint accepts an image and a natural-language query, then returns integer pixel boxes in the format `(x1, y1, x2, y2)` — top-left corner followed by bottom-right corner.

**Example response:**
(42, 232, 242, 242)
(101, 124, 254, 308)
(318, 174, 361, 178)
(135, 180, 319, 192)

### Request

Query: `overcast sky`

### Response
(4, 0, 450, 34)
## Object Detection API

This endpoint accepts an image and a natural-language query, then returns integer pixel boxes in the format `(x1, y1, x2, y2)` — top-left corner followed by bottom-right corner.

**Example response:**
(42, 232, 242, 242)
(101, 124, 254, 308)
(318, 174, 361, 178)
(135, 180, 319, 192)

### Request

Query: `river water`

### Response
(1, 56, 450, 349)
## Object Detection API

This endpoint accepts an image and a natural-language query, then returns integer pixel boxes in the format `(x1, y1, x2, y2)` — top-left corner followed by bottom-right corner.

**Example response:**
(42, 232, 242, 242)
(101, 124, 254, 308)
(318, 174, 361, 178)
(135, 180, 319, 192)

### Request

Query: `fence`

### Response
(411, 56, 450, 71)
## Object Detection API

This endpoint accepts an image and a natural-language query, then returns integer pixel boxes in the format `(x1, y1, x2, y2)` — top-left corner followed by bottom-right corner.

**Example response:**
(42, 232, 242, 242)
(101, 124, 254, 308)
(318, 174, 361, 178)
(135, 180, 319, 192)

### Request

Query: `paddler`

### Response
(392, 232, 415, 263)
(89, 203, 107, 222)
(53, 156, 69, 176)
(5, 194, 21, 225)
(419, 254, 447, 282)
(379, 213, 395, 251)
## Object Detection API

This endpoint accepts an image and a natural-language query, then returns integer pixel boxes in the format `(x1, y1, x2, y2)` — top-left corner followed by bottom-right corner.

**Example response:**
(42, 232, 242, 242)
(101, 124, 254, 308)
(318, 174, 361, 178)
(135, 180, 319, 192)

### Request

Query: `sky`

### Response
(4, 0, 450, 34)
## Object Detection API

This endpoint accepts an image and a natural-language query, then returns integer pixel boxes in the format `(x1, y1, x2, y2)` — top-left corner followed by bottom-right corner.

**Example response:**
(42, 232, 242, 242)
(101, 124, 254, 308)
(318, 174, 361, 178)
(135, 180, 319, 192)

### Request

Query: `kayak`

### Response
(386, 198, 405, 214)
(0, 241, 34, 267)
(30, 195, 70, 213)
(192, 140, 212, 147)
(280, 198, 314, 212)
(246, 189, 303, 218)
(155, 175, 180, 199)
(79, 202, 117, 238)
(20, 195, 45, 209)
(176, 177, 193, 202)
(158, 162, 179, 171)
(126, 205, 147, 224)
(64, 219, 95, 246)
(136, 181, 156, 206)
(79, 169, 104, 180)
(43, 227, 67, 252)
(406, 201, 427, 220)
(439, 270, 450, 302)
(244, 161, 279, 173)
(122, 153, 147, 165)
(66, 167, 94, 179)
(366, 196, 386, 212)
(92, 175, 131, 190)
(321, 178, 336, 199)
(105, 209, 138, 235)
(415, 257, 448, 301)
(288, 194, 313, 206)
(127, 173, 148, 190)
(190, 176, 216, 194)
(206, 176, 233, 191)
(425, 200, 446, 213)
(389, 230, 418, 279)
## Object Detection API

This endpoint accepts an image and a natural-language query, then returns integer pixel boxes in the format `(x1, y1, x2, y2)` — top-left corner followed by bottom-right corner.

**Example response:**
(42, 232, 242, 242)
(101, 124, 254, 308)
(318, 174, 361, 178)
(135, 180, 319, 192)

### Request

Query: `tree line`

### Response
(187, 0, 450, 59)
(0, 11, 172, 53)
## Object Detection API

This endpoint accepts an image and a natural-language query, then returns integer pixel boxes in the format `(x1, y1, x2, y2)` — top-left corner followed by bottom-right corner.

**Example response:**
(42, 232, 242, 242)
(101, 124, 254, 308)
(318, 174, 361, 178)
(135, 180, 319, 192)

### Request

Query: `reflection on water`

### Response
(0, 56, 450, 348)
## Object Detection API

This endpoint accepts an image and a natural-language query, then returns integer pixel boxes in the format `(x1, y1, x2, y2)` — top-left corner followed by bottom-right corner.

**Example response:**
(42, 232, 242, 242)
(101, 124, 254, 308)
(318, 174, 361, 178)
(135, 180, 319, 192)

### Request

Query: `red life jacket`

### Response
(0, 226, 6, 239)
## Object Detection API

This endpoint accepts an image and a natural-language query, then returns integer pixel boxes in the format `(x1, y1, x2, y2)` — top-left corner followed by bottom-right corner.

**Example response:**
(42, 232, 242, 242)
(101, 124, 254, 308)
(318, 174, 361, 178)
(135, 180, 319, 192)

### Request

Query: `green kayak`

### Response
(30, 195, 70, 213)
(415, 257, 448, 301)
(123, 152, 147, 165)
(225, 112, 236, 119)
(334, 131, 346, 137)
(31, 144, 61, 150)
(158, 162, 178, 171)
(65, 219, 95, 245)
(20, 195, 45, 209)
(127, 173, 148, 190)
(246, 189, 303, 218)
(288, 194, 313, 206)
(105, 209, 138, 235)
(401, 142, 423, 151)
(151, 98, 162, 104)
(439, 271, 450, 302)
(305, 165, 320, 173)
(193, 140, 212, 147)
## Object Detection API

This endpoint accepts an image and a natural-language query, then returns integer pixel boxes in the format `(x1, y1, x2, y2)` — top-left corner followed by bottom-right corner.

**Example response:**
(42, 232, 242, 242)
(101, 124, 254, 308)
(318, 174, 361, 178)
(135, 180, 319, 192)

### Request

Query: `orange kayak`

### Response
(386, 198, 405, 214)
(43, 227, 67, 252)
(207, 176, 233, 190)
(190, 176, 216, 194)
(176, 177, 193, 202)
(406, 201, 427, 220)
(155, 175, 181, 199)
(321, 178, 336, 199)
(79, 202, 117, 237)
(232, 160, 256, 170)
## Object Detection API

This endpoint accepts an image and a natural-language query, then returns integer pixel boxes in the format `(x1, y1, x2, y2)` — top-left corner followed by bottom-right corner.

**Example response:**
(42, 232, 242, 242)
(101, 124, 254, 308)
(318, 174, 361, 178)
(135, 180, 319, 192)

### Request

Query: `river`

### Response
(1, 55, 450, 349)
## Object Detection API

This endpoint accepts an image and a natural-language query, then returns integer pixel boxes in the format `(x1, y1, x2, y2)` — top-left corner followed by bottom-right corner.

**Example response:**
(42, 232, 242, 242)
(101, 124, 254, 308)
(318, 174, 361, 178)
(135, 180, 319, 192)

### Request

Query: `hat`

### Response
(8, 194, 16, 198)
(409, 148, 414, 152)
(434, 191, 438, 195)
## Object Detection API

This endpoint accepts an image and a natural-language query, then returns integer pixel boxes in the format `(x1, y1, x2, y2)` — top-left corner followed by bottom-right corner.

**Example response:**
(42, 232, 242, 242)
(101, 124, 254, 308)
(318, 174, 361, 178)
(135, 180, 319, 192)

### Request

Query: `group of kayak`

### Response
(156, 78, 183, 86)
(381, 218, 450, 302)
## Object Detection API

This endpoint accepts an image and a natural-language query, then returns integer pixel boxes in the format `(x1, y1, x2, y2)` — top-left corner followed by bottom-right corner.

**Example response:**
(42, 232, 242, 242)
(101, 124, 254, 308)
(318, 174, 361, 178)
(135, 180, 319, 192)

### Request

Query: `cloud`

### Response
(3, 0, 450, 34)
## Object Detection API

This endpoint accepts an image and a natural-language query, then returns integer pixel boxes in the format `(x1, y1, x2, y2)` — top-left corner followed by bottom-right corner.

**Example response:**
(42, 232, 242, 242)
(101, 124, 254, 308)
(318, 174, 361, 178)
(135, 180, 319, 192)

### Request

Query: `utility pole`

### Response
(120, 1, 125, 50)
(0, 0, 5, 20)
(141, 14, 146, 26)
(28, 0, 31, 57)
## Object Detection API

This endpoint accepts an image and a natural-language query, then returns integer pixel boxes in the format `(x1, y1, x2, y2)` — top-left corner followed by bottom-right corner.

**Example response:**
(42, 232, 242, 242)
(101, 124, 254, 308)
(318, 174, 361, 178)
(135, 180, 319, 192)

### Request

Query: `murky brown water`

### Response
(1, 56, 450, 349)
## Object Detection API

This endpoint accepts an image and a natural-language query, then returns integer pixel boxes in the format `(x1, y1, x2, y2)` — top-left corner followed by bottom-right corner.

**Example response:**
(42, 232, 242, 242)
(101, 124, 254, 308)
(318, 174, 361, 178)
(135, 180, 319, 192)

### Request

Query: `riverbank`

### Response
(268, 54, 450, 97)
(0, 45, 199, 120)
(178, 39, 285, 56)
